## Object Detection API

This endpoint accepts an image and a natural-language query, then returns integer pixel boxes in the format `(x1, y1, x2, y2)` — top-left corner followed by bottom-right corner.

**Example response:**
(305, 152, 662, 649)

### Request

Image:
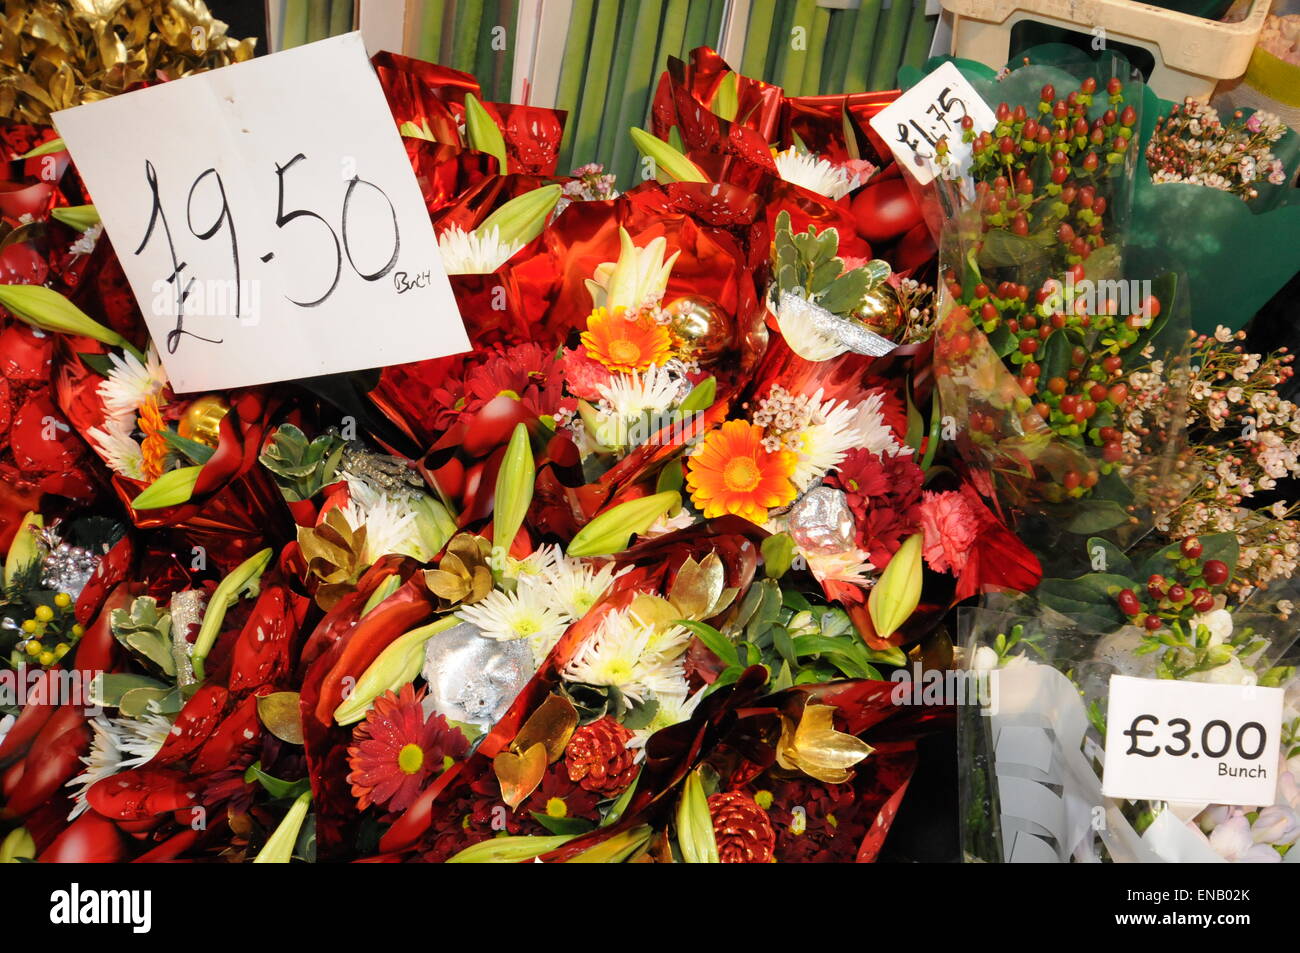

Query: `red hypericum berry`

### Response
(1063, 470, 1081, 490)
(1090, 383, 1109, 402)
(1082, 77, 1098, 94)
(1148, 575, 1166, 600)
(1192, 589, 1214, 612)
(1144, 295, 1161, 318)
(974, 283, 989, 298)
(1072, 236, 1090, 257)
(1107, 77, 1122, 95)
(1108, 383, 1128, 405)
(1024, 361, 1041, 378)
(1103, 355, 1123, 374)
(1082, 152, 1099, 172)
(1181, 537, 1203, 559)
(1019, 376, 1037, 396)
(996, 102, 1011, 121)
(1079, 399, 1097, 419)
(1061, 185, 1077, 205)
(1048, 377, 1067, 396)
(1073, 117, 1089, 137)
(1103, 109, 1117, 126)
(1012, 214, 1029, 235)
(1083, 470, 1099, 487)
(1078, 186, 1095, 207)
(961, 115, 974, 130)
(1013, 104, 1027, 121)
(1035, 401, 1051, 419)
(1053, 101, 1068, 119)
(1093, 196, 1108, 216)
(1058, 223, 1076, 243)
(1051, 166, 1069, 185)
(1052, 313, 1067, 329)
(1099, 426, 1119, 443)
(1145, 614, 1164, 631)
(1102, 442, 1123, 462)
(980, 302, 997, 321)
(1019, 337, 1039, 355)
(1071, 345, 1088, 366)
(1202, 560, 1230, 586)
(1041, 84, 1055, 101)
(1120, 106, 1137, 126)
(1060, 394, 1078, 415)
(1069, 263, 1087, 284)
(1117, 589, 1141, 615)
(1168, 584, 1186, 603)
(1022, 314, 1037, 330)
(999, 136, 1015, 155)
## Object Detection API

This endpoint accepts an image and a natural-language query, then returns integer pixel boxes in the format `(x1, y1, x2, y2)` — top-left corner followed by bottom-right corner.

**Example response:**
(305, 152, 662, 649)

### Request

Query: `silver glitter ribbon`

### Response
(778, 291, 898, 358)
(422, 621, 534, 731)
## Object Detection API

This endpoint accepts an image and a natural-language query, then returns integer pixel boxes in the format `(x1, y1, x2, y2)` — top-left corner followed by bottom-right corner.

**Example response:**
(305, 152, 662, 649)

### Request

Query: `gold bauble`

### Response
(664, 295, 734, 364)
(850, 285, 905, 338)
(178, 395, 231, 448)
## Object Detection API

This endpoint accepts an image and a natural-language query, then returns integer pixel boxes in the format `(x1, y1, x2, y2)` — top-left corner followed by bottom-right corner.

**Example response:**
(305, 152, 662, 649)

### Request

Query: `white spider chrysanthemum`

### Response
(341, 495, 421, 564)
(774, 146, 860, 200)
(87, 415, 146, 480)
(628, 686, 705, 753)
(792, 390, 903, 489)
(437, 224, 523, 275)
(544, 556, 626, 618)
(507, 543, 563, 582)
(561, 609, 684, 703)
(96, 345, 168, 419)
(458, 580, 571, 664)
(66, 711, 172, 818)
(596, 364, 685, 422)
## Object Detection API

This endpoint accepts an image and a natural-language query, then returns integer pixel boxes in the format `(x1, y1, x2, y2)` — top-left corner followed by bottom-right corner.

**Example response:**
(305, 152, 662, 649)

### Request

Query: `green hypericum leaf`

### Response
(493, 423, 535, 559)
(161, 429, 215, 466)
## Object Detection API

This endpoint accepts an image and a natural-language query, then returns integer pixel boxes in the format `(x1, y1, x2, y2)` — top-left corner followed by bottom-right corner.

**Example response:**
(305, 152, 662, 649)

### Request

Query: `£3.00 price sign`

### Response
(53, 32, 470, 393)
(1101, 674, 1284, 806)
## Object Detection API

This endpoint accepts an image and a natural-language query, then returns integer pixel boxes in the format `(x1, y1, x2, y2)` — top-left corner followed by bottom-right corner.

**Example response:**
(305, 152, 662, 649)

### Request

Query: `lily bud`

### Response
(0, 284, 139, 357)
(464, 93, 508, 172)
(192, 547, 273, 680)
(868, 532, 924, 640)
(411, 495, 457, 561)
(629, 128, 708, 184)
(50, 205, 100, 231)
(478, 184, 563, 249)
(446, 833, 574, 863)
(130, 465, 202, 511)
(585, 225, 681, 313)
(564, 825, 654, 863)
(333, 615, 463, 725)
(492, 423, 534, 559)
(567, 490, 680, 558)
(0, 827, 34, 863)
(3, 511, 43, 589)
(252, 790, 312, 863)
(675, 770, 720, 863)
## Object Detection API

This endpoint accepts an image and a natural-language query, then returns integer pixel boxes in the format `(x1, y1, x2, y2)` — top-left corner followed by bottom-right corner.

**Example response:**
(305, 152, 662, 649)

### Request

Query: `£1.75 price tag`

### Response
(53, 32, 470, 394)
(868, 61, 996, 189)
(1101, 674, 1284, 806)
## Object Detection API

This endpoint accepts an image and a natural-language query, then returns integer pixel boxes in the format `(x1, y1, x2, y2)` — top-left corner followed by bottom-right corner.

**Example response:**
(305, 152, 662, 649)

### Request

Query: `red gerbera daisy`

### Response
(346, 684, 467, 813)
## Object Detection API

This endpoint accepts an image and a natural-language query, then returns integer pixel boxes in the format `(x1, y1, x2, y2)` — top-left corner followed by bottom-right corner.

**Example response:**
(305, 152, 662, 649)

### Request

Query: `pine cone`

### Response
(564, 717, 636, 795)
(708, 792, 776, 864)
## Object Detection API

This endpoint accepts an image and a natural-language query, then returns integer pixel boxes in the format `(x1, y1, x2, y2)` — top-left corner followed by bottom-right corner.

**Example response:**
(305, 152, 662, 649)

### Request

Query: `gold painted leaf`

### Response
(512, 694, 578, 764)
(668, 553, 725, 620)
(776, 704, 873, 784)
(494, 742, 547, 810)
(256, 692, 304, 745)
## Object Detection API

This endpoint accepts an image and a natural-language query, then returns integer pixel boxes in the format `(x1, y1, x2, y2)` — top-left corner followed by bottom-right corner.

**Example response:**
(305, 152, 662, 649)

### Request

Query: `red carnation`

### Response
(826, 448, 924, 568)
(564, 717, 637, 795)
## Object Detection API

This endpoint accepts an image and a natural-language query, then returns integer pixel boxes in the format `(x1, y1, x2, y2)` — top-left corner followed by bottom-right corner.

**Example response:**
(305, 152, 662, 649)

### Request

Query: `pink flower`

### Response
(917, 489, 981, 575)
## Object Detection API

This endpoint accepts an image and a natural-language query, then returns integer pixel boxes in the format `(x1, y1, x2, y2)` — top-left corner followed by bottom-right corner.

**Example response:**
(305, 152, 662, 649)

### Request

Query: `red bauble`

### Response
(851, 178, 923, 243)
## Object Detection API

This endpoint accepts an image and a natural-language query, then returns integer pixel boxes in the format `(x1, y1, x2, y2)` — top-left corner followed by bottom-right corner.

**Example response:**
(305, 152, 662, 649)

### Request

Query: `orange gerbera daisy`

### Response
(686, 419, 798, 525)
(580, 306, 672, 373)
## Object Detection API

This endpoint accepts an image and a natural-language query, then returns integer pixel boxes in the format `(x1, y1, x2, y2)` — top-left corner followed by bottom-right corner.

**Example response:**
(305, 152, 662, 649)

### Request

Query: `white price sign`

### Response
(868, 61, 996, 187)
(1102, 675, 1284, 806)
(53, 32, 470, 394)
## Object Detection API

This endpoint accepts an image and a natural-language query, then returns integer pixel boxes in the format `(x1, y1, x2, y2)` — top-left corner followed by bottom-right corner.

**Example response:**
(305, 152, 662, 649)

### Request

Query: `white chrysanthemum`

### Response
(596, 364, 684, 420)
(341, 494, 420, 563)
(544, 556, 625, 618)
(437, 224, 522, 275)
(561, 609, 684, 703)
(66, 711, 172, 818)
(87, 415, 146, 480)
(507, 543, 563, 582)
(774, 147, 861, 200)
(458, 580, 571, 664)
(96, 345, 168, 419)
(628, 686, 704, 753)
(792, 390, 903, 489)
(804, 546, 876, 589)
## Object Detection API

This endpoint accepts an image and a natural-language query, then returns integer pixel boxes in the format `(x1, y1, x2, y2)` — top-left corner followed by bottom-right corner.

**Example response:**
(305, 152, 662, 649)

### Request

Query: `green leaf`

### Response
(1034, 572, 1134, 631)
(678, 376, 716, 414)
(1065, 499, 1130, 534)
(677, 619, 738, 667)
(244, 762, 311, 800)
(446, 834, 575, 863)
(760, 533, 796, 579)
(530, 813, 597, 836)
(93, 673, 167, 708)
(1084, 537, 1135, 578)
(161, 429, 215, 466)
